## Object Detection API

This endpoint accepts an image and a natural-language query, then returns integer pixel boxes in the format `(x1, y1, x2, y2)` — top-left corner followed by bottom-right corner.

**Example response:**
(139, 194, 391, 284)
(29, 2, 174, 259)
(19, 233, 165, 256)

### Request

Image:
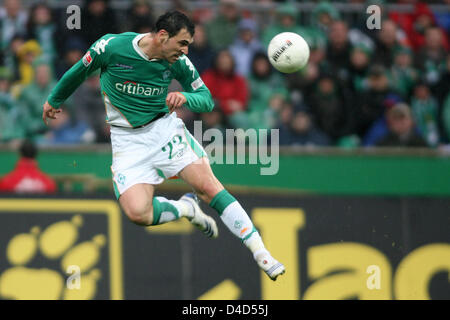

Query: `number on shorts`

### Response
(161, 134, 187, 159)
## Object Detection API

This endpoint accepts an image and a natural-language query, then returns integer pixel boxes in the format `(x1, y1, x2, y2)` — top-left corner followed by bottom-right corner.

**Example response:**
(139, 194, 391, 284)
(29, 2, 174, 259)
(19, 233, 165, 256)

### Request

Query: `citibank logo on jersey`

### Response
(115, 81, 167, 96)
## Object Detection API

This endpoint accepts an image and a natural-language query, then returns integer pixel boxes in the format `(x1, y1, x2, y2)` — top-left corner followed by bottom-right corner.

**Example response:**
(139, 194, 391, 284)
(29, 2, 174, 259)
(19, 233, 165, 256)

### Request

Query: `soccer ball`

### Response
(267, 32, 310, 73)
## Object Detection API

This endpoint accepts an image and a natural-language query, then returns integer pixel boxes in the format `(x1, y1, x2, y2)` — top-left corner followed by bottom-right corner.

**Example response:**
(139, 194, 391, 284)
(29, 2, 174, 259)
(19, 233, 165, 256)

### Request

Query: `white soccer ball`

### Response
(267, 32, 310, 73)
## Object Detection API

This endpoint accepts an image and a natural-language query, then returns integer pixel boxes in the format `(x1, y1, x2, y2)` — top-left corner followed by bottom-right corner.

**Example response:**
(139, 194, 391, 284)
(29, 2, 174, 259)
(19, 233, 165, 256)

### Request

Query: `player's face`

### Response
(162, 28, 193, 63)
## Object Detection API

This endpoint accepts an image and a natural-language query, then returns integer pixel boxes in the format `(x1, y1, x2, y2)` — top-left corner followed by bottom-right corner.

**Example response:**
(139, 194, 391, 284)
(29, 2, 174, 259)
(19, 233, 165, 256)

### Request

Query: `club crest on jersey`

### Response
(82, 51, 92, 67)
(163, 70, 171, 80)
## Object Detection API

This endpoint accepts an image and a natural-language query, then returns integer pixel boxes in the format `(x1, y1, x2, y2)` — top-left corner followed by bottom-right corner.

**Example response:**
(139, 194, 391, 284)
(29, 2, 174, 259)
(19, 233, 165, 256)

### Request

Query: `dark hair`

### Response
(26, 2, 54, 40)
(155, 11, 195, 38)
(251, 51, 272, 78)
(212, 49, 235, 75)
(20, 140, 38, 159)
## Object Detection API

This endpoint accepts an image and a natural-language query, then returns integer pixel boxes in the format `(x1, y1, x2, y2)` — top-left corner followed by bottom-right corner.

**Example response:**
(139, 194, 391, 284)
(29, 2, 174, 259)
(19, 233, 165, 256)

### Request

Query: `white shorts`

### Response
(110, 113, 206, 199)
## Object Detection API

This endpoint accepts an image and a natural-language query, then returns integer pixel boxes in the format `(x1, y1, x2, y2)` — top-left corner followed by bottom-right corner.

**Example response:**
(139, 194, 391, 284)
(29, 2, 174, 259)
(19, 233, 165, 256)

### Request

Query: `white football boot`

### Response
(254, 250, 286, 281)
(180, 193, 218, 239)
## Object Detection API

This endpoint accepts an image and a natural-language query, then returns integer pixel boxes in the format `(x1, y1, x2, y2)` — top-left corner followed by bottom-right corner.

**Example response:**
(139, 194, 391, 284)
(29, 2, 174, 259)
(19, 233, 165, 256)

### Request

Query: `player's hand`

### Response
(166, 92, 187, 113)
(42, 101, 61, 125)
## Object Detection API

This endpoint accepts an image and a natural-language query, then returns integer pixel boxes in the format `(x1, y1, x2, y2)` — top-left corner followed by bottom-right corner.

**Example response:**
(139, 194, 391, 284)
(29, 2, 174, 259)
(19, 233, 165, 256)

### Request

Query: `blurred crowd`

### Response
(0, 0, 449, 149)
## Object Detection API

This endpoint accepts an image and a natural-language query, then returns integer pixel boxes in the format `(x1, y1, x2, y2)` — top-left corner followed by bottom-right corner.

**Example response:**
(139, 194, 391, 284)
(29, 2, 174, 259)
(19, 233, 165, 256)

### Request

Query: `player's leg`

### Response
(178, 158, 285, 281)
(145, 114, 218, 238)
(110, 120, 202, 229)
(118, 182, 194, 226)
(118, 183, 154, 225)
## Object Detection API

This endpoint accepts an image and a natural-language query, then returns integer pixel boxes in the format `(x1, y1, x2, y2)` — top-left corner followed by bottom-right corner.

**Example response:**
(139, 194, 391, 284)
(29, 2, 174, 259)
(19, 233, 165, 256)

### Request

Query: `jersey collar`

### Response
(132, 33, 160, 62)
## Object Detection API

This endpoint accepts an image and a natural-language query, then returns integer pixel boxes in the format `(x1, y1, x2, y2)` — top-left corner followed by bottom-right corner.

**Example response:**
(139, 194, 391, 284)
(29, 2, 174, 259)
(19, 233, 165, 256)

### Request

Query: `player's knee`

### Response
(124, 203, 153, 226)
(198, 176, 223, 202)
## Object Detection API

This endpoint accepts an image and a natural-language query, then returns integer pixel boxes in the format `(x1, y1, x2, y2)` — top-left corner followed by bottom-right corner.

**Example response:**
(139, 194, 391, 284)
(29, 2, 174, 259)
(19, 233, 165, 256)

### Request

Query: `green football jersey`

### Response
(47, 32, 214, 127)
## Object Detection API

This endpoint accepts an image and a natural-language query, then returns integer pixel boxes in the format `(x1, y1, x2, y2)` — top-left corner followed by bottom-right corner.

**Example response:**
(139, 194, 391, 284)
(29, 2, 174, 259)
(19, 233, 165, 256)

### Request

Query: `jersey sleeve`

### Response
(47, 34, 116, 109)
(173, 55, 214, 113)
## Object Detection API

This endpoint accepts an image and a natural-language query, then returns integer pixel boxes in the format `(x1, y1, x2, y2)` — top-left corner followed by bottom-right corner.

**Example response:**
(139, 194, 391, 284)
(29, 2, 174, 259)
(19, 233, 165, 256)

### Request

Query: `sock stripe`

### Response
(152, 197, 162, 225)
(209, 189, 236, 216)
(152, 197, 180, 225)
(241, 226, 257, 243)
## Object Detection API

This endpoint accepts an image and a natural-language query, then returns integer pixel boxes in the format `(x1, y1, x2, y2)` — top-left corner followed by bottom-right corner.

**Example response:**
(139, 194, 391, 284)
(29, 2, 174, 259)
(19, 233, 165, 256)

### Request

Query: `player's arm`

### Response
(169, 55, 214, 113)
(43, 35, 113, 125)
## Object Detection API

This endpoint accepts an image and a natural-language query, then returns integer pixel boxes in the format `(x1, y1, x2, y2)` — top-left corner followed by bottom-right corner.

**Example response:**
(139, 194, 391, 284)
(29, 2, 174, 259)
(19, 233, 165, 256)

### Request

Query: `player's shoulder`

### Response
(171, 55, 195, 72)
(96, 32, 138, 43)
(172, 55, 206, 90)
(90, 32, 138, 55)
(170, 55, 198, 80)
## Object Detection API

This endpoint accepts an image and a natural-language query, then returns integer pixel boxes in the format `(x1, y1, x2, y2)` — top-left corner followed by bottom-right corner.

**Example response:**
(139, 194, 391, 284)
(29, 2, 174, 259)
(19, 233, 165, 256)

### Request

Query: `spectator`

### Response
(434, 53, 450, 106)
(201, 50, 248, 128)
(390, 2, 448, 52)
(55, 36, 87, 79)
(390, 46, 419, 98)
(15, 39, 42, 87)
(2, 34, 25, 83)
(410, 82, 440, 147)
(308, 38, 327, 67)
(278, 102, 294, 145)
(307, 72, 355, 143)
(187, 24, 216, 76)
(167, 0, 190, 17)
(435, 54, 450, 143)
(442, 92, 450, 144)
(81, 0, 119, 46)
(434, 0, 450, 34)
(0, 0, 445, 151)
(39, 106, 96, 145)
(26, 2, 57, 67)
(191, 5, 214, 25)
(229, 18, 263, 77)
(18, 61, 56, 139)
(261, 3, 309, 49)
(355, 64, 399, 137)
(319, 1, 377, 59)
(308, 1, 341, 46)
(373, 19, 406, 68)
(123, 0, 155, 33)
(0, 139, 57, 194)
(348, 43, 372, 93)
(205, 0, 241, 51)
(326, 20, 353, 82)
(285, 62, 321, 107)
(200, 108, 226, 135)
(0, 67, 26, 142)
(282, 109, 330, 147)
(363, 93, 404, 146)
(376, 103, 427, 147)
(0, 0, 27, 53)
(415, 27, 448, 87)
(246, 52, 288, 130)
(71, 72, 110, 142)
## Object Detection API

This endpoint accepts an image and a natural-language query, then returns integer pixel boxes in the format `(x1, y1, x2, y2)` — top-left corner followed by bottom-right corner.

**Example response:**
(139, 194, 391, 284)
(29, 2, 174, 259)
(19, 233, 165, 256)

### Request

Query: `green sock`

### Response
(152, 196, 187, 225)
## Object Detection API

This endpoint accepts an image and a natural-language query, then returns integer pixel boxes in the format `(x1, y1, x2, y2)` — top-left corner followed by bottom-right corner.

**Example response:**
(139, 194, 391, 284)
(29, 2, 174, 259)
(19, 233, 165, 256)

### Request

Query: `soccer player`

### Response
(42, 11, 285, 281)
